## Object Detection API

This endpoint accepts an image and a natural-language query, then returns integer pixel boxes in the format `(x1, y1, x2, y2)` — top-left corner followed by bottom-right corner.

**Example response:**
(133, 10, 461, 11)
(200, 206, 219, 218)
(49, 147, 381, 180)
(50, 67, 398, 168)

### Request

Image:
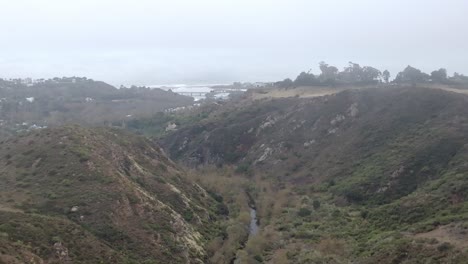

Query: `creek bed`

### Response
(249, 207, 259, 236)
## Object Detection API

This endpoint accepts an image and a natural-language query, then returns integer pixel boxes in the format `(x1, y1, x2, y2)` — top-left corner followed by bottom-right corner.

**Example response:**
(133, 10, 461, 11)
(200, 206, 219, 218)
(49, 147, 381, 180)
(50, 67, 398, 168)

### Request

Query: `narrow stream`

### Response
(231, 202, 260, 264)
(246, 190, 259, 237)
(249, 207, 259, 236)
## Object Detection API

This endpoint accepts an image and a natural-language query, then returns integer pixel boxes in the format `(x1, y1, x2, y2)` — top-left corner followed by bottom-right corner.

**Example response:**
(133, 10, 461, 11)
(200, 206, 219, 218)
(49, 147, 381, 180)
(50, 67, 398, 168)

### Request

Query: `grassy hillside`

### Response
(160, 87, 468, 263)
(0, 126, 225, 263)
(2, 86, 467, 263)
(0, 78, 193, 134)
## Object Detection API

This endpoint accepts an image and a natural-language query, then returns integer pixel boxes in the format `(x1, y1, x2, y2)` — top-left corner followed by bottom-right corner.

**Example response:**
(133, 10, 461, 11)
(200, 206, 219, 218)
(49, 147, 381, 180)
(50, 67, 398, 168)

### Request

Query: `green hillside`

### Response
(0, 78, 193, 135)
(160, 87, 468, 263)
(0, 126, 224, 263)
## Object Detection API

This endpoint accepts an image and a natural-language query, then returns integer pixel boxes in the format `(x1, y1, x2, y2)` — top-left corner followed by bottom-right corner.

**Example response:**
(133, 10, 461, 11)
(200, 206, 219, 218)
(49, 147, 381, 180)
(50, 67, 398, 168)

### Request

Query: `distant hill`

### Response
(160, 86, 468, 263)
(0, 78, 193, 136)
(0, 126, 224, 263)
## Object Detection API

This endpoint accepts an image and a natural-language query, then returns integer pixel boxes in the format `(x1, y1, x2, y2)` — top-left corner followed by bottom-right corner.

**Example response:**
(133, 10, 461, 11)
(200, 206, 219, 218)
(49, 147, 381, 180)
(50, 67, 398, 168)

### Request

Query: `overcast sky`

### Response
(1, 0, 467, 86)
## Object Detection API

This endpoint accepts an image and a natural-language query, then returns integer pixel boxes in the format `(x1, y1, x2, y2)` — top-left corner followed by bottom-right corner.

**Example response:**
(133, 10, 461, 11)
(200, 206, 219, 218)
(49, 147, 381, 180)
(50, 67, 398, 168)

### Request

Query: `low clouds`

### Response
(0, 0, 467, 85)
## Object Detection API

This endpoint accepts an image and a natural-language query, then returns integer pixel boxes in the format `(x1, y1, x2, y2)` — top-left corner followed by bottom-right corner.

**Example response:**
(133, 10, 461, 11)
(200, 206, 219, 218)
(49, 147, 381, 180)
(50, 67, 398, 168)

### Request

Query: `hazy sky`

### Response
(1, 0, 467, 86)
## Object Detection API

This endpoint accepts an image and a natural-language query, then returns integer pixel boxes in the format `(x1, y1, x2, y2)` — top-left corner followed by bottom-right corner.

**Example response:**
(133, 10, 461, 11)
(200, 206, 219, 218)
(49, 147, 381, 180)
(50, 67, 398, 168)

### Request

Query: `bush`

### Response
(361, 210, 369, 219)
(312, 200, 321, 210)
(182, 210, 194, 222)
(297, 208, 312, 217)
(235, 163, 251, 175)
(216, 203, 229, 216)
(437, 242, 453, 252)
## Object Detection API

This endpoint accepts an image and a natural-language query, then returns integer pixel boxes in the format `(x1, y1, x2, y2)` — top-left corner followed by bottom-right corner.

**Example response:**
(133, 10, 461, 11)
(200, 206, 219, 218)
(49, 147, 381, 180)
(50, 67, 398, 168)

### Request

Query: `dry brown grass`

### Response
(0, 205, 23, 213)
(249, 86, 346, 100)
(414, 223, 468, 250)
(249, 83, 468, 101)
(316, 237, 348, 256)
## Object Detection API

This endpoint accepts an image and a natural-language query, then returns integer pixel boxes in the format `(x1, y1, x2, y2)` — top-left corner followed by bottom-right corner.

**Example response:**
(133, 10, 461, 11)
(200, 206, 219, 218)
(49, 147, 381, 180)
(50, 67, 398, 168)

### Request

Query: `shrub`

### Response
(235, 163, 252, 176)
(298, 208, 312, 217)
(437, 242, 453, 252)
(312, 200, 321, 210)
(360, 210, 369, 219)
(183, 210, 194, 222)
(216, 203, 229, 216)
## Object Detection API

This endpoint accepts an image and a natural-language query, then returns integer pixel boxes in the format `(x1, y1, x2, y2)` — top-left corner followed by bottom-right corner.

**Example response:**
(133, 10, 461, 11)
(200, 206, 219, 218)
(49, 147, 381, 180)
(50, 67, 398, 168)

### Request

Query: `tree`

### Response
(382, 70, 391, 83)
(361, 66, 381, 83)
(341, 62, 363, 83)
(294, 71, 318, 86)
(394, 66, 430, 84)
(339, 62, 381, 84)
(319, 62, 338, 84)
(449, 72, 468, 85)
(275, 78, 293, 88)
(431, 68, 448, 83)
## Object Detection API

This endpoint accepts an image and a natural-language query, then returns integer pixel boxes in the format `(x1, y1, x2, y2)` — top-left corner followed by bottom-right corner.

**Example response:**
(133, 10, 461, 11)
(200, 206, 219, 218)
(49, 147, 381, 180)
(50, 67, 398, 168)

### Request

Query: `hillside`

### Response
(0, 126, 225, 263)
(1, 86, 467, 263)
(160, 87, 468, 263)
(0, 78, 193, 136)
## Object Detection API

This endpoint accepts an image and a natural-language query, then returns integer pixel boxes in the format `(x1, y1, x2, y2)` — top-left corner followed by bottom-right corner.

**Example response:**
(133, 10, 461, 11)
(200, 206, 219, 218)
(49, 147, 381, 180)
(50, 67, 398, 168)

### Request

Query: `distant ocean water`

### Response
(148, 84, 229, 101)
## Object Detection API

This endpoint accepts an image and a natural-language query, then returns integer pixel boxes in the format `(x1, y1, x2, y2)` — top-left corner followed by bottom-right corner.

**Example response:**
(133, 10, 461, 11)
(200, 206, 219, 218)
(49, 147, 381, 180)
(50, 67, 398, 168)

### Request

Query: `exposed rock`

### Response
(378, 166, 405, 193)
(256, 147, 273, 163)
(391, 166, 405, 178)
(53, 242, 71, 263)
(330, 114, 346, 126)
(293, 120, 306, 131)
(347, 103, 359, 117)
(303, 140, 316, 148)
(376, 186, 389, 193)
(165, 122, 178, 132)
(31, 158, 42, 168)
(257, 116, 278, 135)
(178, 137, 189, 151)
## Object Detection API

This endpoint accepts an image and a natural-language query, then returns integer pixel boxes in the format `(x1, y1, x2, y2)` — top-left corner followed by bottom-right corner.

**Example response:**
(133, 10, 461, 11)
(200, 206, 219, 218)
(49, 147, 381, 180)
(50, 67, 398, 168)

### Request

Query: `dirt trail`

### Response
(250, 86, 347, 100)
(249, 85, 468, 100)
(414, 224, 468, 250)
(0, 205, 23, 213)
(438, 87, 468, 95)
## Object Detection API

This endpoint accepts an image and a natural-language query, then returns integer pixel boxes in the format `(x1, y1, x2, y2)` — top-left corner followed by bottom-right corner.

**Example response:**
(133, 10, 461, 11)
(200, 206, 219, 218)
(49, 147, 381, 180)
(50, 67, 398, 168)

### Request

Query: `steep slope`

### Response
(163, 87, 468, 202)
(0, 126, 223, 263)
(161, 87, 468, 263)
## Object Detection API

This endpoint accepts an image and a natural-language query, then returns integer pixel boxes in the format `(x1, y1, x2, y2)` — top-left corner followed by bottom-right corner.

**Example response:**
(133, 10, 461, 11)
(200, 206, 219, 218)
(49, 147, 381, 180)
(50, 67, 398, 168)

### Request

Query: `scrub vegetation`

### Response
(1, 78, 468, 263)
(159, 85, 468, 263)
